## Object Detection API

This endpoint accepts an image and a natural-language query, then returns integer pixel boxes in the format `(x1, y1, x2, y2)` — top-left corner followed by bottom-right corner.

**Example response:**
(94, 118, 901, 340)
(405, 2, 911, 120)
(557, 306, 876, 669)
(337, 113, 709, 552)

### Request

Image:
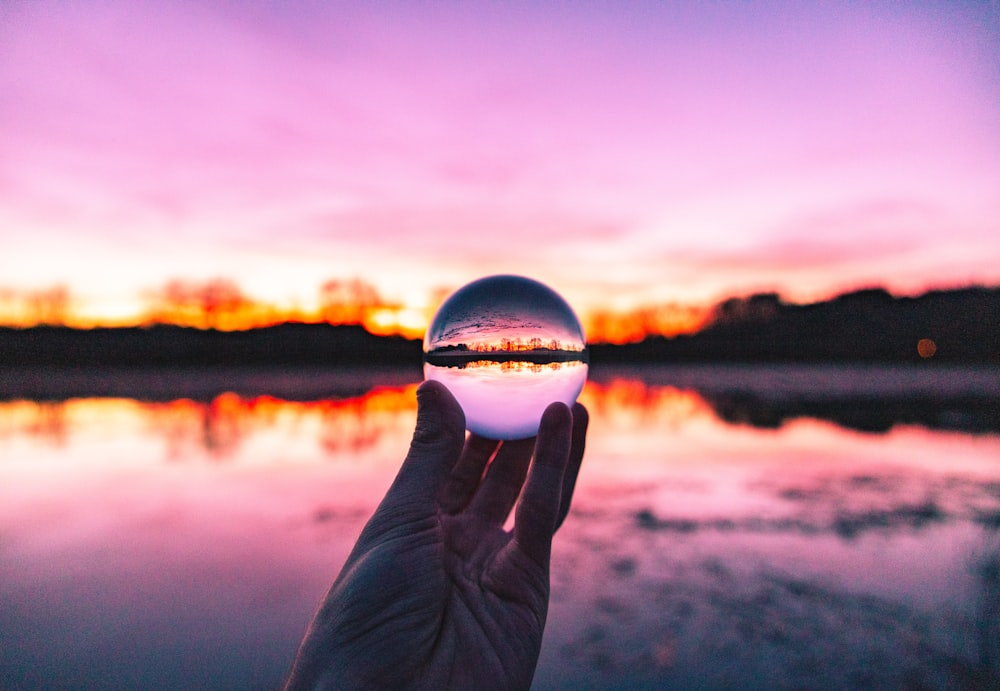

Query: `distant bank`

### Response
(0, 323, 422, 367)
(595, 286, 1000, 365)
(1, 286, 998, 366)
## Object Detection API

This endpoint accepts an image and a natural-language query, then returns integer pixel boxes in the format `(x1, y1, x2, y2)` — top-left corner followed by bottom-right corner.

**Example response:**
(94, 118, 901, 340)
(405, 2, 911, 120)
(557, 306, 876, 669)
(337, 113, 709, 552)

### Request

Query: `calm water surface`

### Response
(2, 364, 999, 690)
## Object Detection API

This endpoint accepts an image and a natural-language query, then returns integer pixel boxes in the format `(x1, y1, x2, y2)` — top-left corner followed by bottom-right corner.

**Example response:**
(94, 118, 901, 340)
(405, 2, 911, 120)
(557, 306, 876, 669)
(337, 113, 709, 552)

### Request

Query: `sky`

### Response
(2, 0, 999, 330)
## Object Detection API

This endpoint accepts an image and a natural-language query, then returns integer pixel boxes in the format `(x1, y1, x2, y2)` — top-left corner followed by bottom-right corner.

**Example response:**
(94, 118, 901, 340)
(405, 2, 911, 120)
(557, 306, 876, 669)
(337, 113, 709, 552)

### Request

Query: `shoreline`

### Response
(3, 361, 998, 400)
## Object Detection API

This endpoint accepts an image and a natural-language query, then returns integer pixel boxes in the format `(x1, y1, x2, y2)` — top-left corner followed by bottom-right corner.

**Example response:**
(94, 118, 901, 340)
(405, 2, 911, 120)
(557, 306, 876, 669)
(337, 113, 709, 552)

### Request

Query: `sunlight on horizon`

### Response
(0, 276, 717, 343)
(2, 2, 999, 333)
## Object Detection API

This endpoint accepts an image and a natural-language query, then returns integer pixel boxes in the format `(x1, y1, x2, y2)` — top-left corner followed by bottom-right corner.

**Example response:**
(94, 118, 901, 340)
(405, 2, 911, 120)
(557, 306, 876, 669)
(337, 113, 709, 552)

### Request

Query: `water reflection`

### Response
(591, 363, 1000, 435)
(5, 364, 996, 452)
(0, 386, 420, 459)
(1, 365, 999, 689)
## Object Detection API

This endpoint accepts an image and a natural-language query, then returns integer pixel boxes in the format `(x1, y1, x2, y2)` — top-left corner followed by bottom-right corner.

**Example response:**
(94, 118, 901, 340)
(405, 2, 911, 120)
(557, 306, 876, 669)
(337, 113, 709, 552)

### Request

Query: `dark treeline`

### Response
(0, 323, 422, 367)
(592, 286, 1000, 365)
(1, 286, 998, 366)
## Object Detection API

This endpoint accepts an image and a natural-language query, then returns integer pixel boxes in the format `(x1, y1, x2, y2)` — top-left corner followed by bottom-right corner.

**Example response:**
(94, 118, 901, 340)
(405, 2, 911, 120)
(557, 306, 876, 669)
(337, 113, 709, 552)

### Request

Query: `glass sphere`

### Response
(423, 275, 588, 439)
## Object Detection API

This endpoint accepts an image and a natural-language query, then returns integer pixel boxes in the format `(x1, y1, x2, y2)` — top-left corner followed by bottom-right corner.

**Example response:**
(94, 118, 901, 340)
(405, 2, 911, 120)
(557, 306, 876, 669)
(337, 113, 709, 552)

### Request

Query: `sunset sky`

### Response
(2, 1, 999, 333)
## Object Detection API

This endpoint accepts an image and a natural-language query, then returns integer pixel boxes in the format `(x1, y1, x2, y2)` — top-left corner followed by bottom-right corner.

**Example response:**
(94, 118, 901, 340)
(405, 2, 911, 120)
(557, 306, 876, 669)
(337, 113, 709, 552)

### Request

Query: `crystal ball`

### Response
(423, 275, 588, 439)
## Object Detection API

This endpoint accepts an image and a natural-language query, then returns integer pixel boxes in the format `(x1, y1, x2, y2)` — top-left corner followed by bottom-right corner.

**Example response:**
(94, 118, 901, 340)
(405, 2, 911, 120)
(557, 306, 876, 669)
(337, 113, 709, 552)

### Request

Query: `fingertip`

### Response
(415, 379, 448, 413)
(386, 380, 466, 502)
(413, 380, 465, 445)
(534, 401, 573, 472)
(538, 401, 572, 438)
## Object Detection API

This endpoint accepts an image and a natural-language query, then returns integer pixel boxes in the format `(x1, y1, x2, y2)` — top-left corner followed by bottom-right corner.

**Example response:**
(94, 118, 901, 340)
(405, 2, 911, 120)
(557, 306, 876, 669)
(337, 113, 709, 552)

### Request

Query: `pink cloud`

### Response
(1, 1, 998, 316)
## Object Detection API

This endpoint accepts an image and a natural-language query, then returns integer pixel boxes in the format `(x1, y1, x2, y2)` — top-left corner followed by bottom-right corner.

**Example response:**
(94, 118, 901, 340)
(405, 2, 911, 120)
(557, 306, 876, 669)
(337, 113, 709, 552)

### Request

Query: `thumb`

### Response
(388, 380, 467, 502)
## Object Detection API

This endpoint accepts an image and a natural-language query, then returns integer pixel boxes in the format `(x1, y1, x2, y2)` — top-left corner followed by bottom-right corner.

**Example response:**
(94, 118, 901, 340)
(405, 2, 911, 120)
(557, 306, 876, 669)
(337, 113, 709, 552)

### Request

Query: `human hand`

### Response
(284, 379, 588, 690)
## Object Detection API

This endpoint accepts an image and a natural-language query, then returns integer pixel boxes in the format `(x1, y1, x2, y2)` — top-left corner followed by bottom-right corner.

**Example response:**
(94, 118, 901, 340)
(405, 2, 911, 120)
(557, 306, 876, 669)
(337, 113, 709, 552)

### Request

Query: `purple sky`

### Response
(2, 1, 998, 324)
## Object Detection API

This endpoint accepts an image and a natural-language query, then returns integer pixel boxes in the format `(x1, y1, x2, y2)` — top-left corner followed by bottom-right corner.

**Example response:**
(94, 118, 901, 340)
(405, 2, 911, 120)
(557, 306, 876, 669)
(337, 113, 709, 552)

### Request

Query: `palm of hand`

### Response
(286, 381, 587, 691)
(338, 510, 549, 689)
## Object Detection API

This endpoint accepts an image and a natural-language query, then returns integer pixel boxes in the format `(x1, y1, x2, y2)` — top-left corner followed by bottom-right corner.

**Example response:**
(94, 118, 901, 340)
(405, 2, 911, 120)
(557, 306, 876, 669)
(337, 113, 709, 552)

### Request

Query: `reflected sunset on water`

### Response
(3, 366, 999, 688)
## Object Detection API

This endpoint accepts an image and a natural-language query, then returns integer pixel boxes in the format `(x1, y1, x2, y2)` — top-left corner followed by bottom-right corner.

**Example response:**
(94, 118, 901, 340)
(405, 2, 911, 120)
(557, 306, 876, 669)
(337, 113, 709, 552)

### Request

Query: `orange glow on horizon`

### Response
(584, 303, 711, 343)
(0, 280, 711, 343)
(0, 306, 705, 343)
(15, 277, 983, 345)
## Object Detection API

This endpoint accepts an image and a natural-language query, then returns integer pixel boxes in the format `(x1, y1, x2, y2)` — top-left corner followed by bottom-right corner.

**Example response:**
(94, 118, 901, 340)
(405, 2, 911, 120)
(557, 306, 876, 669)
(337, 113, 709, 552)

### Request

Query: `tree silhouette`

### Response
(145, 278, 254, 329)
(319, 278, 381, 325)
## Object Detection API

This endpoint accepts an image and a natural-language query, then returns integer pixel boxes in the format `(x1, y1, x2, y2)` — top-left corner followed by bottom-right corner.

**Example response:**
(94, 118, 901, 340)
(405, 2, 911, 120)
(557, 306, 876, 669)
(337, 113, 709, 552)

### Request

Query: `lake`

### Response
(2, 364, 999, 689)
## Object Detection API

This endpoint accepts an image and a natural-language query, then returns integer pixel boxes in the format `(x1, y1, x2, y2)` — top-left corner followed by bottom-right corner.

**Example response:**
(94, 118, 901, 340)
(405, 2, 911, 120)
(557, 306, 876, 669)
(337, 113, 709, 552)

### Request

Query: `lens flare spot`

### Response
(917, 338, 937, 359)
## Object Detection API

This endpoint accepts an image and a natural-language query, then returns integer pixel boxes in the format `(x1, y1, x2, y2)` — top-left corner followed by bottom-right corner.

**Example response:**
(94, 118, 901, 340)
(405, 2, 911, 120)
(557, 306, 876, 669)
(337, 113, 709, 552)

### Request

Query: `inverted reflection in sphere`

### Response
(423, 275, 588, 440)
